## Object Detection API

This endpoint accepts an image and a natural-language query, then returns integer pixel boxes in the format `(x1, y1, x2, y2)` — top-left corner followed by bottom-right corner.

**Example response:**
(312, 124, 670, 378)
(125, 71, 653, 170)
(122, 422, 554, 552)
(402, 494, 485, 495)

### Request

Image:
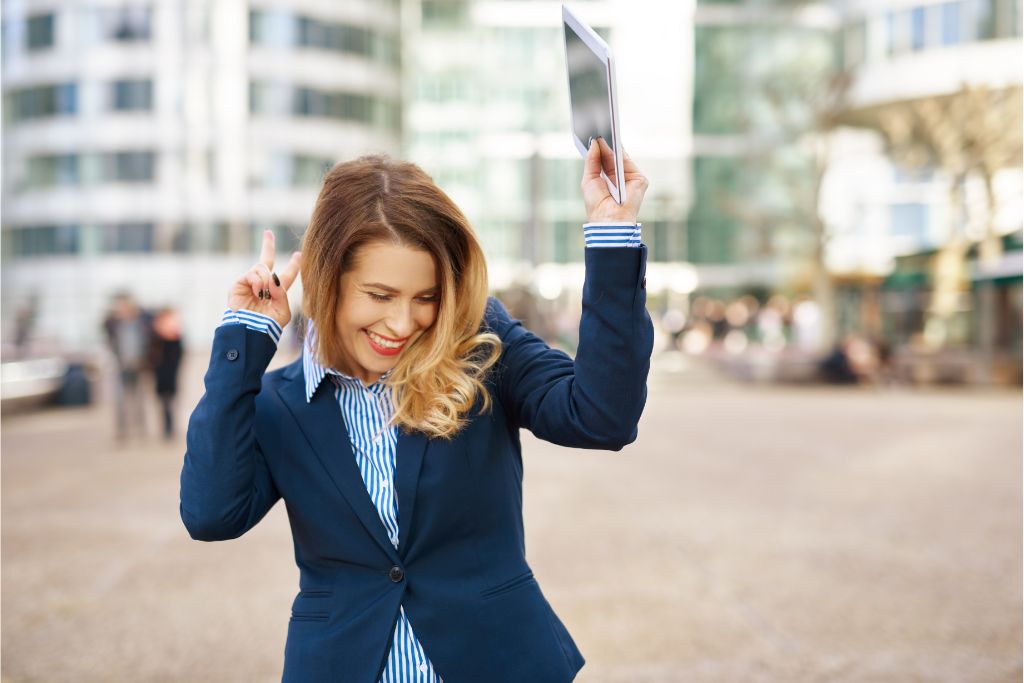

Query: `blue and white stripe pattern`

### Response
(583, 221, 642, 248)
(218, 307, 283, 344)
(218, 310, 443, 683)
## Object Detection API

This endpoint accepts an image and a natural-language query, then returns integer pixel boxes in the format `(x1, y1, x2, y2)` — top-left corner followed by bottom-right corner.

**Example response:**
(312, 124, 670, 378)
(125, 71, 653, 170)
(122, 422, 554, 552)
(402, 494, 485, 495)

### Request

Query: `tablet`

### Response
(562, 3, 626, 205)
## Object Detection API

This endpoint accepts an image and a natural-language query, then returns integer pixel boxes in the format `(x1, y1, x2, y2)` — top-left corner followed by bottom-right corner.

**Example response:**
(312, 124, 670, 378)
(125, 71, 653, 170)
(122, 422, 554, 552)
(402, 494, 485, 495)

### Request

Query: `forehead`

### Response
(346, 241, 438, 289)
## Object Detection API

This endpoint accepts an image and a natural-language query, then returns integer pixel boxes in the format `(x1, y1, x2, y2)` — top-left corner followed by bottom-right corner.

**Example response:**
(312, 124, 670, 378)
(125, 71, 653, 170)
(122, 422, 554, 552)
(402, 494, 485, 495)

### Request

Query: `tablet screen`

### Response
(564, 26, 618, 193)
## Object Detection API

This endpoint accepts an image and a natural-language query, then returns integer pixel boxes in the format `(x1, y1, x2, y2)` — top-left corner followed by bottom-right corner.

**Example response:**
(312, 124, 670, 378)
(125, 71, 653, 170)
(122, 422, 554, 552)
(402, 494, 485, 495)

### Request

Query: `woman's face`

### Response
(335, 240, 440, 385)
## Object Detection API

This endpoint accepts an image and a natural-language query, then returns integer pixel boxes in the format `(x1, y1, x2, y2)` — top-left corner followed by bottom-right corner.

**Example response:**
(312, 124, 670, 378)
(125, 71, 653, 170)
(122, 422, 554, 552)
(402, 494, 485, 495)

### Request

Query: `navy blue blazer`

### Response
(180, 245, 654, 683)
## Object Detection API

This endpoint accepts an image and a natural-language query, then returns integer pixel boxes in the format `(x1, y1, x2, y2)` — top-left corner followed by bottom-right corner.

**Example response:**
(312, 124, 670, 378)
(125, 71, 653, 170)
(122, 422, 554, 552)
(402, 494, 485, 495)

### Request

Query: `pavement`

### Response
(2, 348, 1021, 682)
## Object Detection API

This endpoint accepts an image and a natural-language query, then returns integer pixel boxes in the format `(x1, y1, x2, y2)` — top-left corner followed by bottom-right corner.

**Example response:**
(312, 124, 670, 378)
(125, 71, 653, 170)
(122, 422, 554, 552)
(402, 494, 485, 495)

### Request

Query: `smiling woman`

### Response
(300, 156, 503, 439)
(180, 145, 653, 683)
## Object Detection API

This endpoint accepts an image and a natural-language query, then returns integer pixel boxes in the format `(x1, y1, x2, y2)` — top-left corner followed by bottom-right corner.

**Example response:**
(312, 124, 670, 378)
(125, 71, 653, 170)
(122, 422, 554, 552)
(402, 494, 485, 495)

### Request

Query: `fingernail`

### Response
(264, 289, 271, 299)
(258, 290, 264, 300)
(272, 272, 280, 287)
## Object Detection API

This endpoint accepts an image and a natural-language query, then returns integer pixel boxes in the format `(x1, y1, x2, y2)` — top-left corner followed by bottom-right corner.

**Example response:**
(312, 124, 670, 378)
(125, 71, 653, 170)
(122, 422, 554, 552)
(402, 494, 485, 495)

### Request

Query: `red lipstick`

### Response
(364, 330, 407, 356)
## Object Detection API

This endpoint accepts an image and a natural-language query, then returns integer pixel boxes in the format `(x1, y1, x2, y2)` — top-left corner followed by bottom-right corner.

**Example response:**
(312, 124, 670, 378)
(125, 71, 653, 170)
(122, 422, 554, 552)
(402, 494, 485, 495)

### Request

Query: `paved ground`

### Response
(2, 349, 1021, 682)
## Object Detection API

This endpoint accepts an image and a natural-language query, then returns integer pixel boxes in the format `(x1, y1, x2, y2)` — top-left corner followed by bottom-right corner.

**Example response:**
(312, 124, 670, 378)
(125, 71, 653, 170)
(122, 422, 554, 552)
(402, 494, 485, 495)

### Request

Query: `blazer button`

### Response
(389, 566, 404, 582)
(226, 349, 239, 361)
(641, 276, 646, 290)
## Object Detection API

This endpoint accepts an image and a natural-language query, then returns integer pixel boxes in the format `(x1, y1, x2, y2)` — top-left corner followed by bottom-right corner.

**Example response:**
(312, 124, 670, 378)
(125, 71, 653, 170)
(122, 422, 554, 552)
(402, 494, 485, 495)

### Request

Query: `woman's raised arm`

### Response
(491, 141, 654, 449)
(179, 232, 301, 541)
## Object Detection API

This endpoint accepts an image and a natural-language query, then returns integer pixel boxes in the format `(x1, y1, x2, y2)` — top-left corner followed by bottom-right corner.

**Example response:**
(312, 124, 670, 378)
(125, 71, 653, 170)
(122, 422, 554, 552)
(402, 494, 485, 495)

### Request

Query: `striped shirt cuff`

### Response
(218, 308, 282, 346)
(583, 222, 642, 248)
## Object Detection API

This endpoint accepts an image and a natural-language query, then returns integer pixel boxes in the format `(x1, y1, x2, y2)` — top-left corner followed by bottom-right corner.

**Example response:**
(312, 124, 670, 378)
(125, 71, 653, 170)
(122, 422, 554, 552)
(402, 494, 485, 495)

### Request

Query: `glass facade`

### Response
(21, 151, 155, 187)
(250, 82, 401, 131)
(690, 17, 835, 265)
(250, 10, 399, 66)
(843, 0, 1022, 68)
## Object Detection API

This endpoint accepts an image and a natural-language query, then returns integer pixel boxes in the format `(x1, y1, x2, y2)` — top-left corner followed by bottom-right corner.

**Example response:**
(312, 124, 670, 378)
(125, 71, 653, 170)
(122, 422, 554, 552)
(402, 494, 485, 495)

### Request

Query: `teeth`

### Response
(368, 331, 404, 349)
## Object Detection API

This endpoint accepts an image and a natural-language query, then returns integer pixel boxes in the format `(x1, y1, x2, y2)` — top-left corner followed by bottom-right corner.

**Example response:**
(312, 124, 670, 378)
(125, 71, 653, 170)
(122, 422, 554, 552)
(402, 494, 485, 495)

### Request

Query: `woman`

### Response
(149, 306, 184, 440)
(180, 138, 653, 683)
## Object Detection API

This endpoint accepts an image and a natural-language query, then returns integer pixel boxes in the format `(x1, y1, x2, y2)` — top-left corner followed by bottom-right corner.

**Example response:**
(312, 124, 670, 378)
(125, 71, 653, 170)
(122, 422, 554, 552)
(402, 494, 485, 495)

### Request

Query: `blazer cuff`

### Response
(583, 222, 642, 248)
(218, 308, 282, 346)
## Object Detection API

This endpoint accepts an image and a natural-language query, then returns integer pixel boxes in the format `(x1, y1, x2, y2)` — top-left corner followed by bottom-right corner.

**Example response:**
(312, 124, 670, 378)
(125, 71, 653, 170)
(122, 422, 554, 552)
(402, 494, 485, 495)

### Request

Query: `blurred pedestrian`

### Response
(14, 292, 39, 358)
(102, 291, 153, 442)
(149, 306, 184, 440)
(661, 307, 685, 351)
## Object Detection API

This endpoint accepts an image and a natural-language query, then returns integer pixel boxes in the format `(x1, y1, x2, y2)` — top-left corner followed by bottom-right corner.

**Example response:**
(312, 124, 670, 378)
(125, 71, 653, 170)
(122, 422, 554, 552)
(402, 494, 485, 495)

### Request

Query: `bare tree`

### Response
(878, 84, 1023, 376)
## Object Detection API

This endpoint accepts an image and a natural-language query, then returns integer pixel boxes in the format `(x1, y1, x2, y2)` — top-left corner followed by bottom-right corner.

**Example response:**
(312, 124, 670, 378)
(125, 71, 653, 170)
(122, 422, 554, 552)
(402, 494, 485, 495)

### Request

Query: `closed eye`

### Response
(368, 292, 439, 303)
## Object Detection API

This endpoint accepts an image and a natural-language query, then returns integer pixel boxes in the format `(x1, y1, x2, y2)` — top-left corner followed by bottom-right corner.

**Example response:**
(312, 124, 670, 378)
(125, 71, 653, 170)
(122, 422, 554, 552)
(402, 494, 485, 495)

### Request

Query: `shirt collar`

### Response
(302, 318, 394, 403)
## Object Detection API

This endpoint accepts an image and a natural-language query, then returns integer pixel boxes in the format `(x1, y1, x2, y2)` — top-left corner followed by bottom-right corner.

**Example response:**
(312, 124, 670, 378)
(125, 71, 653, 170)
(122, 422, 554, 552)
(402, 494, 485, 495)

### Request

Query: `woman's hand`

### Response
(227, 230, 302, 330)
(581, 137, 649, 225)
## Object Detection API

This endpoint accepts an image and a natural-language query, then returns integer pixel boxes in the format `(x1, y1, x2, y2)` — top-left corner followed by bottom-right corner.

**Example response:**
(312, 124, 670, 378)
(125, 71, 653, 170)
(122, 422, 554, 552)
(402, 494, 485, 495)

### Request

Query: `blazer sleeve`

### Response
(179, 323, 282, 541)
(486, 244, 654, 451)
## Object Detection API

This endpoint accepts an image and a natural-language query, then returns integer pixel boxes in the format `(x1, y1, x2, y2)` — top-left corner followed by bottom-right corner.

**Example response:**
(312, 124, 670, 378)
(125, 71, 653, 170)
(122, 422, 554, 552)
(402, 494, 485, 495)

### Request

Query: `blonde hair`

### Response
(301, 154, 502, 440)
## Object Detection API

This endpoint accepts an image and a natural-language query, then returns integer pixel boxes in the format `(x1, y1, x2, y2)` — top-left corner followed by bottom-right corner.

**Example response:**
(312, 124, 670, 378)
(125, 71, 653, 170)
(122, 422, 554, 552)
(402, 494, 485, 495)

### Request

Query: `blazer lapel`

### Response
(395, 427, 427, 558)
(277, 364, 399, 562)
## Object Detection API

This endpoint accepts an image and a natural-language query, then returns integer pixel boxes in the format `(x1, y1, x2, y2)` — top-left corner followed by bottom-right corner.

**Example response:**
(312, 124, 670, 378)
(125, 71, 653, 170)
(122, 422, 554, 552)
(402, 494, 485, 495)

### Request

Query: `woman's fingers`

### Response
(596, 137, 617, 179)
(259, 229, 276, 273)
(620, 145, 642, 176)
(244, 269, 265, 301)
(582, 137, 604, 184)
(277, 251, 302, 291)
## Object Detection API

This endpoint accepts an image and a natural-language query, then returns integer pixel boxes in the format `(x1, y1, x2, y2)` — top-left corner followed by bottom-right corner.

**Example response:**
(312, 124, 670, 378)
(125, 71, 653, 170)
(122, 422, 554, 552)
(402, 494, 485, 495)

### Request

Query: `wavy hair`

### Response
(300, 154, 502, 439)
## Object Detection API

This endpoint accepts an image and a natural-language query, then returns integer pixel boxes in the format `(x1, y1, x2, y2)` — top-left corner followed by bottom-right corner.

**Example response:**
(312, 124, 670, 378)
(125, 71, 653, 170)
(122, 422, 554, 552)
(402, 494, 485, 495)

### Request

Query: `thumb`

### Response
(582, 137, 603, 182)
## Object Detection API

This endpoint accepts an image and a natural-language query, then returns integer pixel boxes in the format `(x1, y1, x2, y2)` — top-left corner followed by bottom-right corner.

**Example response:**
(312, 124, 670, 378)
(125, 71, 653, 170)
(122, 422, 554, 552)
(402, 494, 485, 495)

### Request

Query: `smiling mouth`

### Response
(364, 330, 408, 354)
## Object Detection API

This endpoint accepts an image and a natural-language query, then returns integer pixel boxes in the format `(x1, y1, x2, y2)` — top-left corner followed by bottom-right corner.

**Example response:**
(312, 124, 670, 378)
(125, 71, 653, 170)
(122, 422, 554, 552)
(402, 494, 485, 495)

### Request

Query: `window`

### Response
(886, 10, 912, 55)
(103, 7, 151, 42)
(941, 2, 962, 44)
(210, 222, 231, 252)
(293, 87, 373, 122)
(293, 155, 333, 185)
(421, 0, 467, 28)
(251, 83, 396, 128)
(995, 0, 1022, 38)
(251, 10, 396, 64)
(101, 151, 156, 182)
(101, 222, 155, 252)
(972, 0, 996, 39)
(26, 14, 55, 50)
(110, 79, 153, 111)
(25, 154, 79, 188)
(8, 225, 80, 257)
(171, 224, 192, 253)
(911, 7, 926, 50)
(249, 9, 293, 48)
(8, 83, 77, 121)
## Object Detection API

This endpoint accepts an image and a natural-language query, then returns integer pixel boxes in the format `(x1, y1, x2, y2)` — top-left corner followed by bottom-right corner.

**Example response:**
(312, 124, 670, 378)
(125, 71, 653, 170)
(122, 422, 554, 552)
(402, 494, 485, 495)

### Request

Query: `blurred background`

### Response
(1, 0, 1021, 681)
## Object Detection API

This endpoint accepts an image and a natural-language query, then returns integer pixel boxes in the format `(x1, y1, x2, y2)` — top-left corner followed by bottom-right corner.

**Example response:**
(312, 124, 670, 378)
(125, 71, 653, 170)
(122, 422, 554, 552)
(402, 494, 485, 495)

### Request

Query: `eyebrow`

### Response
(361, 282, 440, 294)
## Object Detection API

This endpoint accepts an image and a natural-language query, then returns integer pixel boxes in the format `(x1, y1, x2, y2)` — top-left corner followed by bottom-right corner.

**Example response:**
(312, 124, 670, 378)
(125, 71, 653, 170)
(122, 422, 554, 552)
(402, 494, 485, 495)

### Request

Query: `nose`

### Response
(384, 301, 416, 339)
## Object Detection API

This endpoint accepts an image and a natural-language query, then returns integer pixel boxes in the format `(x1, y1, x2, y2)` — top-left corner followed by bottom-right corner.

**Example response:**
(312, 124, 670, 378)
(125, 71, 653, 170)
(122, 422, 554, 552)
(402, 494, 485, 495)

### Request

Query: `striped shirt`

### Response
(217, 221, 642, 682)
